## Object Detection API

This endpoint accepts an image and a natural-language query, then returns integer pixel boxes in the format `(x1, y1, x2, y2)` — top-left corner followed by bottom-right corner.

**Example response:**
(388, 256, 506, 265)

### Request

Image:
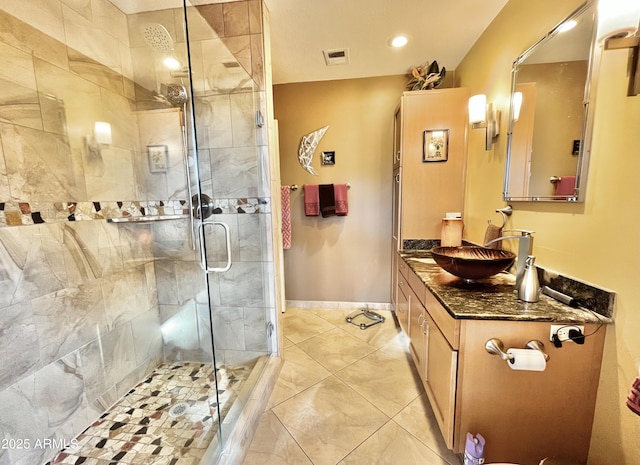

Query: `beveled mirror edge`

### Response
(503, 1, 601, 203)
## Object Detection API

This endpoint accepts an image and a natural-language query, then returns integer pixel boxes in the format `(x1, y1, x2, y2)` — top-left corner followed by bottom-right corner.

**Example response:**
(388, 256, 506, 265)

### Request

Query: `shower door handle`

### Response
(198, 221, 232, 273)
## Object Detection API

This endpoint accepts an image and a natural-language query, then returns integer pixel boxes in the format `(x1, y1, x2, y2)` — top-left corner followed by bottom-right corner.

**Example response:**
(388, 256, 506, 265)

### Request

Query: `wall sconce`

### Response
(599, 0, 640, 96)
(512, 91, 523, 122)
(468, 94, 501, 150)
(85, 121, 112, 157)
(94, 122, 112, 145)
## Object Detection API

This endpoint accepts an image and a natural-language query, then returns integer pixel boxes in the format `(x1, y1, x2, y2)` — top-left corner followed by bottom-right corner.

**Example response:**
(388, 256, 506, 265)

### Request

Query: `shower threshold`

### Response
(46, 362, 252, 465)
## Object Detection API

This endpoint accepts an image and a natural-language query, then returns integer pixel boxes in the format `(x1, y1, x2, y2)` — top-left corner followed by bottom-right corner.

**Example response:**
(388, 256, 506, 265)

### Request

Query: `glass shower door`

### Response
(182, 0, 277, 453)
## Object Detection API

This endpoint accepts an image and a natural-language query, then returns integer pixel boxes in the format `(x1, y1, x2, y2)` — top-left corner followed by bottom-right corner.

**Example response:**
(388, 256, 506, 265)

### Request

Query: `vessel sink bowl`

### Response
(430, 246, 516, 280)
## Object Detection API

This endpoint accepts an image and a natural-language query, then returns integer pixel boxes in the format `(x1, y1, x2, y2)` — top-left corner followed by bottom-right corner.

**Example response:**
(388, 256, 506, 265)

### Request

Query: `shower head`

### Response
(140, 23, 175, 53)
(159, 83, 188, 107)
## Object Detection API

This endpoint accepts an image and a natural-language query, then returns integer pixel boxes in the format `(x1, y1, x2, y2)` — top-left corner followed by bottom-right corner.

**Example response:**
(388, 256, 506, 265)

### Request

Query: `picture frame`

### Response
(321, 151, 336, 165)
(147, 145, 169, 173)
(423, 129, 449, 162)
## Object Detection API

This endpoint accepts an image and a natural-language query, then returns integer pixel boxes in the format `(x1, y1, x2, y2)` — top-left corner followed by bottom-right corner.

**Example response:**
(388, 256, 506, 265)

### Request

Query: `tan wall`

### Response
(274, 75, 406, 303)
(457, 1, 640, 463)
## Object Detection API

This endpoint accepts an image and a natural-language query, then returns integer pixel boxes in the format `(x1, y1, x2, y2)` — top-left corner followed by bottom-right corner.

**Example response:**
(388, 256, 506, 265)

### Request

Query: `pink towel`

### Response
(334, 184, 349, 216)
(303, 184, 319, 216)
(554, 176, 576, 197)
(281, 186, 292, 249)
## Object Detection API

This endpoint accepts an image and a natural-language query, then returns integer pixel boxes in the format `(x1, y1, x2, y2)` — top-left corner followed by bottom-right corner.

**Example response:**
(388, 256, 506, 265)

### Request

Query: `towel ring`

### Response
(489, 205, 512, 228)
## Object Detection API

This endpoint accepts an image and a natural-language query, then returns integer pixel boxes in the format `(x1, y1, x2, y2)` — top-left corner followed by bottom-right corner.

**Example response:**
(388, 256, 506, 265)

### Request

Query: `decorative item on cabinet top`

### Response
(406, 60, 446, 90)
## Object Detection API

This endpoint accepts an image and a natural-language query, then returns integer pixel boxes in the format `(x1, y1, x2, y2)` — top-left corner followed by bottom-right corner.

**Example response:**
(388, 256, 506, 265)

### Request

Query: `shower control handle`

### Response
(198, 221, 232, 273)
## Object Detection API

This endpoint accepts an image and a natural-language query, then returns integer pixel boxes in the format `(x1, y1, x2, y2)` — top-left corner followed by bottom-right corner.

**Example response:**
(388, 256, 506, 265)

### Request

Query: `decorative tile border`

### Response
(0, 198, 271, 228)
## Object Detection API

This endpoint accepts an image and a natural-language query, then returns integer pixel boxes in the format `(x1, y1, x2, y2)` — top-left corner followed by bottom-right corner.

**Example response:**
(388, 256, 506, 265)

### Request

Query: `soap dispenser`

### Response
(518, 255, 540, 302)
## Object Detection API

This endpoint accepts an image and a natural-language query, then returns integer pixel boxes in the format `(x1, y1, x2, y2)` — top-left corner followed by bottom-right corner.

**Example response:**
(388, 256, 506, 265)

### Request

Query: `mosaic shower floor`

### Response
(47, 362, 252, 465)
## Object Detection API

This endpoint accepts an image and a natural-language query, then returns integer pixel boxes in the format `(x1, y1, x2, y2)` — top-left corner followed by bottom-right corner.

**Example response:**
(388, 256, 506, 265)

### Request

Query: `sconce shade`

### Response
(469, 94, 487, 124)
(513, 92, 523, 122)
(598, 0, 640, 40)
(94, 122, 112, 145)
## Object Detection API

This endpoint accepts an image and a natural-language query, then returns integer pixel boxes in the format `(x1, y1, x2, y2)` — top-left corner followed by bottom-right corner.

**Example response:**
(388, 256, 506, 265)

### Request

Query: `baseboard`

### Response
(285, 300, 393, 311)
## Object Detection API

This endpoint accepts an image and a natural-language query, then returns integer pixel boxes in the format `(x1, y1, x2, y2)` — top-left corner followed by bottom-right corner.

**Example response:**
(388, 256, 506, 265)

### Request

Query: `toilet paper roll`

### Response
(507, 348, 547, 371)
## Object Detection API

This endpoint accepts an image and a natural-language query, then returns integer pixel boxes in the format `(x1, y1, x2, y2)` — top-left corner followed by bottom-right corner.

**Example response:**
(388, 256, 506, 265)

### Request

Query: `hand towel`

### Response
(280, 186, 292, 249)
(627, 377, 640, 416)
(334, 184, 349, 216)
(319, 184, 335, 217)
(303, 184, 319, 216)
(483, 223, 502, 249)
(554, 176, 576, 197)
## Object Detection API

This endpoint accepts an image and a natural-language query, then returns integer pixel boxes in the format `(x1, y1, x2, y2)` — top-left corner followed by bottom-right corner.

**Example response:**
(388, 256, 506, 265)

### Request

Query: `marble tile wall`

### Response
(0, 2, 277, 463)
(0, 220, 162, 465)
(192, 0, 265, 91)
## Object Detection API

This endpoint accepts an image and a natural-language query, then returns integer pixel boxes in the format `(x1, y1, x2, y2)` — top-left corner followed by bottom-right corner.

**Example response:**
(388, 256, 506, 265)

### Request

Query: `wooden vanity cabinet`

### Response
(404, 260, 459, 449)
(400, 257, 606, 464)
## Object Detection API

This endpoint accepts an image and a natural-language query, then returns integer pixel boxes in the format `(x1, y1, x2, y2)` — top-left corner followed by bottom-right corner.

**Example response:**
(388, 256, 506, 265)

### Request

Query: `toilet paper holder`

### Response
(485, 338, 550, 362)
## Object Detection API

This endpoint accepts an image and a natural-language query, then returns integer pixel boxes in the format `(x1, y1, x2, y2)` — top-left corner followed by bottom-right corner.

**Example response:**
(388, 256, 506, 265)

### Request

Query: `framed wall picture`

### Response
(321, 151, 336, 165)
(147, 145, 169, 173)
(423, 129, 449, 162)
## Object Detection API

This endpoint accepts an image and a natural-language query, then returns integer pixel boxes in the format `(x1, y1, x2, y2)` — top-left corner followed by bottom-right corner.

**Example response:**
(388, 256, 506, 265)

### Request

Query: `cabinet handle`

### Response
(395, 173, 400, 183)
(418, 313, 425, 329)
(396, 151, 401, 162)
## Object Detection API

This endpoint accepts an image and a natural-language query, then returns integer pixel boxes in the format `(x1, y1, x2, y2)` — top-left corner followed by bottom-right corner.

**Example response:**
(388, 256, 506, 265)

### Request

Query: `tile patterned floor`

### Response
(242, 307, 463, 465)
(47, 362, 252, 465)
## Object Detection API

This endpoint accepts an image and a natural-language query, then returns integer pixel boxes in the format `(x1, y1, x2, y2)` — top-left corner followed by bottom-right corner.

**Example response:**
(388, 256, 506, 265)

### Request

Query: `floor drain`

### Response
(169, 402, 189, 418)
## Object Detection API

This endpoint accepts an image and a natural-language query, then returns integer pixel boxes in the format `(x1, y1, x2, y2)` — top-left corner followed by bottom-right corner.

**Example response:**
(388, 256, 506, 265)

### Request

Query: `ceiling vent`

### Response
(323, 48, 350, 66)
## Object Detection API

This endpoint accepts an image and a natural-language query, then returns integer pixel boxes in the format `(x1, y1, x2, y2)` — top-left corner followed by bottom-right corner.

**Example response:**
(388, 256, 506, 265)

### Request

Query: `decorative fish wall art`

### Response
(297, 126, 328, 175)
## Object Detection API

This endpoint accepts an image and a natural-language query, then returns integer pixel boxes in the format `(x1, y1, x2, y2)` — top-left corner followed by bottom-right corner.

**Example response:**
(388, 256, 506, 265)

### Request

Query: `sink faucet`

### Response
(484, 229, 534, 288)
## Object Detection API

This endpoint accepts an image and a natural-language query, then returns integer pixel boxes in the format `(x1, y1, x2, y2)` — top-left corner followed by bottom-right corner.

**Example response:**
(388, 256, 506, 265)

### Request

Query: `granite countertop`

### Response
(400, 250, 612, 325)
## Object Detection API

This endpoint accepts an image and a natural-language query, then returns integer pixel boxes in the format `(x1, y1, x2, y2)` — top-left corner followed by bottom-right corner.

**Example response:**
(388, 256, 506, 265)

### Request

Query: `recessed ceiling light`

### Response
(389, 35, 409, 48)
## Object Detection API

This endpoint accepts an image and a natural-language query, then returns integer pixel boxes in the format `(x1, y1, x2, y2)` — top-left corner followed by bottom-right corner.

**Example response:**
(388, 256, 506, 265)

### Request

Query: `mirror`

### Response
(504, 2, 599, 202)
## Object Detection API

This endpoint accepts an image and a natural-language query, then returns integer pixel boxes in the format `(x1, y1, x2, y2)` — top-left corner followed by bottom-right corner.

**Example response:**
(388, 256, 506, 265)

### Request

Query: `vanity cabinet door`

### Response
(407, 286, 426, 377)
(396, 275, 409, 335)
(424, 311, 458, 450)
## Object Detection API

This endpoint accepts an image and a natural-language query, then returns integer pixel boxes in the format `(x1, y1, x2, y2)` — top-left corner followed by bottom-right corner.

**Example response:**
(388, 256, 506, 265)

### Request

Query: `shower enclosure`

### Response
(0, 1, 280, 465)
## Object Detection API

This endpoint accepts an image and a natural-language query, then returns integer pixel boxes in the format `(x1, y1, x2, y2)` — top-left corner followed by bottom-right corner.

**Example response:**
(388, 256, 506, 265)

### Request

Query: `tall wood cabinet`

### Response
(391, 88, 469, 308)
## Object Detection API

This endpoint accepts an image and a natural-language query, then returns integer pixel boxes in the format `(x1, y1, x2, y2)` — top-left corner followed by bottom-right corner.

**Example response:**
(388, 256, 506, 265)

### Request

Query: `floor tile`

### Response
(393, 393, 461, 465)
(266, 345, 332, 409)
(282, 308, 335, 344)
(272, 376, 388, 465)
(242, 410, 312, 465)
(335, 346, 423, 417)
(337, 420, 451, 465)
(244, 307, 463, 465)
(296, 328, 377, 372)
